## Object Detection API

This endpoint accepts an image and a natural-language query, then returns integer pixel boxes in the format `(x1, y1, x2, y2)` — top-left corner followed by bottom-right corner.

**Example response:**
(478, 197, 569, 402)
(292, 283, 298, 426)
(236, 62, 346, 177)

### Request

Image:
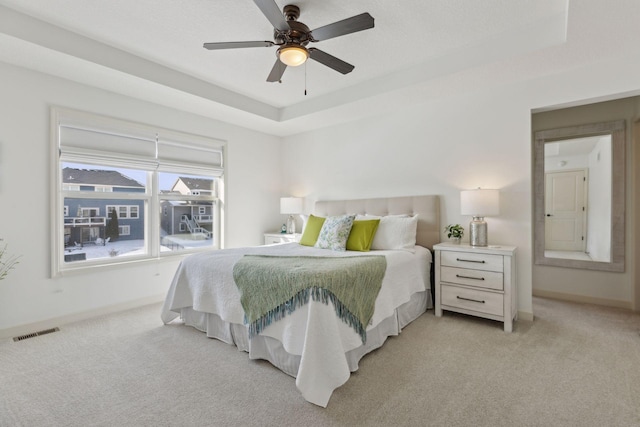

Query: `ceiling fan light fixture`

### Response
(278, 45, 309, 67)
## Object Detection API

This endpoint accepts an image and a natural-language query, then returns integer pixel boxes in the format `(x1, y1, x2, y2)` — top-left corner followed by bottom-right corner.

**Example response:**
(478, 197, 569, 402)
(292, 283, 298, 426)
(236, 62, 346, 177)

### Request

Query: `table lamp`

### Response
(460, 188, 500, 246)
(280, 197, 303, 234)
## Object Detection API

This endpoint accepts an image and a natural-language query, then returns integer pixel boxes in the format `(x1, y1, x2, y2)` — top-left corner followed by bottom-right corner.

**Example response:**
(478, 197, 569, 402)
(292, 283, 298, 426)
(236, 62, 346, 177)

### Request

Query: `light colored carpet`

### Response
(1, 297, 639, 426)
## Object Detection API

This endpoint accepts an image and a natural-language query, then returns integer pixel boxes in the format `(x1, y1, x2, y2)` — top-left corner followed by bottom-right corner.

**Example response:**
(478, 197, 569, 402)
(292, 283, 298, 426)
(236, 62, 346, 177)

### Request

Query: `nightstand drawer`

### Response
(441, 266, 503, 291)
(441, 251, 503, 272)
(264, 233, 300, 245)
(441, 284, 503, 317)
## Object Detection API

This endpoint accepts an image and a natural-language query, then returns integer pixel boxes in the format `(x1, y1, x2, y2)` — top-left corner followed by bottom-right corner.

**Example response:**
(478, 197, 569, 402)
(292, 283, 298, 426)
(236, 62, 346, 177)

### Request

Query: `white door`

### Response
(545, 169, 587, 251)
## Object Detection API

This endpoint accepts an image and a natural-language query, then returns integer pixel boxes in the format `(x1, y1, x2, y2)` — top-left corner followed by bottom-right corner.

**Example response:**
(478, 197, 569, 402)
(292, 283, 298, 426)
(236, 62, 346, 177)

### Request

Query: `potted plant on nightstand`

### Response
(445, 224, 464, 244)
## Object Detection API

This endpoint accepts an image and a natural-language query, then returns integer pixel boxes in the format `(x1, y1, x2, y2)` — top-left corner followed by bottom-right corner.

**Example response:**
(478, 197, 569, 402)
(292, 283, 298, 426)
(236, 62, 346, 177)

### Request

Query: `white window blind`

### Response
(157, 131, 224, 175)
(59, 126, 223, 174)
(57, 109, 159, 169)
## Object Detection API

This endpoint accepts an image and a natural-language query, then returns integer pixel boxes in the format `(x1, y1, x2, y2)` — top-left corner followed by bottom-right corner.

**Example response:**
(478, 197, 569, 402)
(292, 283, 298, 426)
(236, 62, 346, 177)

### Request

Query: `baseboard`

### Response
(517, 310, 534, 322)
(533, 289, 633, 310)
(0, 294, 165, 341)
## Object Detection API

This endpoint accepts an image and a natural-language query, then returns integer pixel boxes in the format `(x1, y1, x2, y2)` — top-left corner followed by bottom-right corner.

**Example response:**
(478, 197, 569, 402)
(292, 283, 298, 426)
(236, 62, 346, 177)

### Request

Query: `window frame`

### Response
(118, 225, 131, 236)
(51, 107, 226, 276)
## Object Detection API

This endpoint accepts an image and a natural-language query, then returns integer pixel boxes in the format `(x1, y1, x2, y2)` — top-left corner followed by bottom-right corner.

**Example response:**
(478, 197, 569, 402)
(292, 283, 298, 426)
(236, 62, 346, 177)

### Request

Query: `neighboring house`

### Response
(160, 177, 214, 241)
(63, 167, 145, 246)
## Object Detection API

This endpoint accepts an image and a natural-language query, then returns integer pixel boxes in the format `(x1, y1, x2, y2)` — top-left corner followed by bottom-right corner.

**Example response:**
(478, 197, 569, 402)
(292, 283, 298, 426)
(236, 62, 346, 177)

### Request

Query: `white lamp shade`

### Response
(278, 46, 308, 67)
(460, 189, 500, 217)
(280, 197, 303, 214)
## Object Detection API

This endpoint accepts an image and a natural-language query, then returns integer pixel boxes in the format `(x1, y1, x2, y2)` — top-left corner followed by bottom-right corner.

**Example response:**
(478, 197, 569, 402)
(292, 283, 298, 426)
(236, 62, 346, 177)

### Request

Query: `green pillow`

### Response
(299, 215, 326, 246)
(346, 219, 380, 252)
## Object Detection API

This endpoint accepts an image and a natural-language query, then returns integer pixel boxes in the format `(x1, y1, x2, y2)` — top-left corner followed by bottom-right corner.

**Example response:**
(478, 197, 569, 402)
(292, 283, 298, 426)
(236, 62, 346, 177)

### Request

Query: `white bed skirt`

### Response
(179, 290, 431, 399)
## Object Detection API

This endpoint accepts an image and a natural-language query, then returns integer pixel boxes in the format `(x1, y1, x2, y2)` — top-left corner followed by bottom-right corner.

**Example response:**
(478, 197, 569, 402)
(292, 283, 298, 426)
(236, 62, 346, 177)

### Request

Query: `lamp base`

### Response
(286, 215, 296, 234)
(469, 216, 488, 246)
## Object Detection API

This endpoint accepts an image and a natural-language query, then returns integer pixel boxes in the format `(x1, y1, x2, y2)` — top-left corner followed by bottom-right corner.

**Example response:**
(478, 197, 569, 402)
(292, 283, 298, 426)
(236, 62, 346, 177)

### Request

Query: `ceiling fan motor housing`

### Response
(274, 5, 311, 47)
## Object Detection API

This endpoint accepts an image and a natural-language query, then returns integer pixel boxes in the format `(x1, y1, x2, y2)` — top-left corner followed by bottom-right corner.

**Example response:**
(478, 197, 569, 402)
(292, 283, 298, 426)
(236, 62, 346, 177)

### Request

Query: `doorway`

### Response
(544, 169, 587, 253)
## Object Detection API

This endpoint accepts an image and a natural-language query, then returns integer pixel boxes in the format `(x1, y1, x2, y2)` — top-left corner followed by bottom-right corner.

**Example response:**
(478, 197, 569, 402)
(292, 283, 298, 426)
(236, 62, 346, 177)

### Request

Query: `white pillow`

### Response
(300, 214, 310, 234)
(370, 215, 418, 251)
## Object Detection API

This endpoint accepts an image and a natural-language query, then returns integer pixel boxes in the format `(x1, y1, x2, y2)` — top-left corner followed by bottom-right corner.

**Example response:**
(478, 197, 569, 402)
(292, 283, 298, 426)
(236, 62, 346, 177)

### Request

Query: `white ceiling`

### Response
(1, 0, 639, 136)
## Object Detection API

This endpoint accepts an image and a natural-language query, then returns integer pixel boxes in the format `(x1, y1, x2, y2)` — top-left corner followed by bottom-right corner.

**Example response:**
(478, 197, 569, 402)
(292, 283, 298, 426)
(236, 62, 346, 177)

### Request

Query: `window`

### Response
(52, 107, 225, 275)
(106, 205, 141, 219)
(80, 207, 99, 217)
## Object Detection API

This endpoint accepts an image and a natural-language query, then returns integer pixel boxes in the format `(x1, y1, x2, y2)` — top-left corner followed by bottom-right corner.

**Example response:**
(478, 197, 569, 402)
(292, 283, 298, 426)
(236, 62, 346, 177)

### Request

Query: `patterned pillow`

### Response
(314, 214, 356, 251)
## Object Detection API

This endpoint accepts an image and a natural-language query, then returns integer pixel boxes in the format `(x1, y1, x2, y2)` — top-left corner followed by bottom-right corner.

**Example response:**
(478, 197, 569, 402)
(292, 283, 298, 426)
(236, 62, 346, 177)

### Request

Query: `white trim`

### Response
(533, 289, 632, 310)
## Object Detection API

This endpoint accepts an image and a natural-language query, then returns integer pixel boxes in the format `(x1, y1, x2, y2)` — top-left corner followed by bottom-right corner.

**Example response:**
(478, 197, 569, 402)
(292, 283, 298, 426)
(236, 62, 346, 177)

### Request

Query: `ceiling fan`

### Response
(203, 0, 374, 82)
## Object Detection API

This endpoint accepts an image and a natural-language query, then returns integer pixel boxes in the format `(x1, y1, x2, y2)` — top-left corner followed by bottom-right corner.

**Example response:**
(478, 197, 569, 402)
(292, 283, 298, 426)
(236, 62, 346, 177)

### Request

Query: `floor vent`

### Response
(13, 327, 60, 342)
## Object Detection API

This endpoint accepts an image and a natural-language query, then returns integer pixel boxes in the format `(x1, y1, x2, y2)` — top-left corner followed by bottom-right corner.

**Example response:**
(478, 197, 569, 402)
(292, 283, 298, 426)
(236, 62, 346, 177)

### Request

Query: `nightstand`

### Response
(263, 233, 300, 245)
(434, 242, 517, 332)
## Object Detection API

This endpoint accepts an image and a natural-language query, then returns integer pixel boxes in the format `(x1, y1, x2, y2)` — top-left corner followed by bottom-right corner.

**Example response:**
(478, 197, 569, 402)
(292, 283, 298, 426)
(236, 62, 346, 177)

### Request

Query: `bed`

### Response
(161, 195, 440, 407)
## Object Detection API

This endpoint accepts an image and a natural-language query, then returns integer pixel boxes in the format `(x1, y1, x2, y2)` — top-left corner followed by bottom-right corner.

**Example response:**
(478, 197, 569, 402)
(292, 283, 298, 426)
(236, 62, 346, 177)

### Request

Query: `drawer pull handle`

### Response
(456, 274, 485, 281)
(456, 258, 486, 263)
(457, 296, 485, 304)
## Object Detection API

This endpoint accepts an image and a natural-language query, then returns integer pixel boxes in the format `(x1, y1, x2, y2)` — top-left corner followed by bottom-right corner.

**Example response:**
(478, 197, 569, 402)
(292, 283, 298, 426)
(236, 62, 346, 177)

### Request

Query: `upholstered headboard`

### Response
(314, 195, 441, 250)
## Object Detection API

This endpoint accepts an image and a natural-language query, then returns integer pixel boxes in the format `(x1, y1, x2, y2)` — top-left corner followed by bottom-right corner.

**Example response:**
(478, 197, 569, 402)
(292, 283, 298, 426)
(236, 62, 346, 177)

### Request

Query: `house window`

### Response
(199, 206, 206, 215)
(52, 107, 225, 275)
(106, 205, 139, 219)
(80, 207, 99, 217)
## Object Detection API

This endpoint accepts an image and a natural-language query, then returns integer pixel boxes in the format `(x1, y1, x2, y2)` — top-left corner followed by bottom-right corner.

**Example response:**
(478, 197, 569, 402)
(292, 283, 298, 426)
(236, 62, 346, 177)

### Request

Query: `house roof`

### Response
(176, 177, 213, 191)
(62, 168, 144, 188)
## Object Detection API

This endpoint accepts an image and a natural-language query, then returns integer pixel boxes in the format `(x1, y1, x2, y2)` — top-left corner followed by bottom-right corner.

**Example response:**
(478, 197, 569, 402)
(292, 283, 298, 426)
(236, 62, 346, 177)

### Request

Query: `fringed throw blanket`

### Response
(233, 255, 387, 344)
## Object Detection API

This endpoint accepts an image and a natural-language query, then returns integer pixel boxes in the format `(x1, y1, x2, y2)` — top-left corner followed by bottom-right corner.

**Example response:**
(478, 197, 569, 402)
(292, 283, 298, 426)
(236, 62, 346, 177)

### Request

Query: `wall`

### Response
(0, 62, 282, 336)
(3, 48, 640, 336)
(532, 97, 638, 308)
(281, 53, 640, 317)
(282, 84, 535, 317)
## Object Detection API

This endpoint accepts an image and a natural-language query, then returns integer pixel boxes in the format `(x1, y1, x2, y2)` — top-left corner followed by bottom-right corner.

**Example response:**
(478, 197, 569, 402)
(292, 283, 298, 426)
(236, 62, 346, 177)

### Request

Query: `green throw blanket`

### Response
(233, 255, 387, 344)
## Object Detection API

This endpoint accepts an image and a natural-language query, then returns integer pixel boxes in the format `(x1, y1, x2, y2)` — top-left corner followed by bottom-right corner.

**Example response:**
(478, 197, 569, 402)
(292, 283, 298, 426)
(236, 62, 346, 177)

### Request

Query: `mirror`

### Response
(534, 120, 625, 272)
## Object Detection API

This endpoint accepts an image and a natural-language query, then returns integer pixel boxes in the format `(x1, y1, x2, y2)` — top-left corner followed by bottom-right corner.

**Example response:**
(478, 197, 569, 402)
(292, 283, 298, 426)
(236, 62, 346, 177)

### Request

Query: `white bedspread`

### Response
(161, 243, 431, 406)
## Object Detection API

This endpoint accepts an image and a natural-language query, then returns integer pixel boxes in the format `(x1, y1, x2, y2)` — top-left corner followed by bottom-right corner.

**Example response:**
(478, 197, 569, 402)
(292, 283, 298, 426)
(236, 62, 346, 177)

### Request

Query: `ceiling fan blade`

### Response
(253, 0, 289, 32)
(308, 48, 354, 74)
(267, 59, 287, 82)
(311, 13, 374, 41)
(203, 41, 274, 50)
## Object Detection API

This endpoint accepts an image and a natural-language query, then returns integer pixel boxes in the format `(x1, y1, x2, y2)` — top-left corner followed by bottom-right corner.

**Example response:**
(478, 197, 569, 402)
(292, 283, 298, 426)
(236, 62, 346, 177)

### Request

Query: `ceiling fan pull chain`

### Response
(304, 61, 307, 96)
